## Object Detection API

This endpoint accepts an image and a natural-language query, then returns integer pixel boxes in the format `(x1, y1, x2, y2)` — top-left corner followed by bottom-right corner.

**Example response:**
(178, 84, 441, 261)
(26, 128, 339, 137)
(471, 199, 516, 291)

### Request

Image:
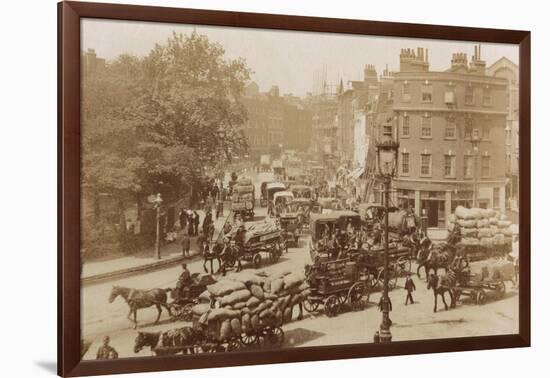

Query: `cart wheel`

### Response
(476, 289, 487, 305)
(395, 256, 412, 277)
(182, 303, 194, 322)
(496, 281, 506, 299)
(226, 339, 243, 352)
(253, 253, 262, 268)
(170, 304, 183, 320)
(324, 295, 340, 317)
(348, 282, 367, 311)
(240, 333, 259, 346)
(267, 327, 284, 347)
(303, 298, 320, 313)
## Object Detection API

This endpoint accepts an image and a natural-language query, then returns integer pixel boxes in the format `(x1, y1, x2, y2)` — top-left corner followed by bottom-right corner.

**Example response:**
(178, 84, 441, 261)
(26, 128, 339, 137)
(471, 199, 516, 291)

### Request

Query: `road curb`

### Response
(81, 254, 190, 287)
(81, 212, 232, 287)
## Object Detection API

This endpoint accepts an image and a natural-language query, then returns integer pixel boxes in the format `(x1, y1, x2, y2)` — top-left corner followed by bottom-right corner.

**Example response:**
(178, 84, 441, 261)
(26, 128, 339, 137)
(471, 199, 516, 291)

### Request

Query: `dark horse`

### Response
(134, 327, 204, 356)
(204, 243, 223, 274)
(109, 286, 172, 329)
(416, 238, 457, 280)
(426, 270, 458, 312)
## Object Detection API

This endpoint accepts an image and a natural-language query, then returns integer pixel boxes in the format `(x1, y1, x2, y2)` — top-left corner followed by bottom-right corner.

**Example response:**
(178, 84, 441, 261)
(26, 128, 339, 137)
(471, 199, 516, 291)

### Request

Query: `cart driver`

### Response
(175, 263, 192, 301)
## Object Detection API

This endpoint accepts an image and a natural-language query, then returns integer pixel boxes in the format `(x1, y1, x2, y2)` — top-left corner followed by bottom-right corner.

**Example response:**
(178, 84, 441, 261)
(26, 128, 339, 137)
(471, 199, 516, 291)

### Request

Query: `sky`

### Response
(82, 18, 519, 97)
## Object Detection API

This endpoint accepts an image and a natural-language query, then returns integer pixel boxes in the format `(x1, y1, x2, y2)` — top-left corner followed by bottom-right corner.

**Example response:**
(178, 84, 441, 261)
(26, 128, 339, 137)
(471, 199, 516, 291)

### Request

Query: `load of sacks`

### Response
(467, 258, 515, 284)
(447, 206, 514, 249)
(191, 269, 310, 341)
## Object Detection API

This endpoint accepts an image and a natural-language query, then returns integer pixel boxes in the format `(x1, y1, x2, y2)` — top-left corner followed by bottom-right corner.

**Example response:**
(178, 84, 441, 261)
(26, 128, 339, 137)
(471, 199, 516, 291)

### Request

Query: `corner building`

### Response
(392, 47, 508, 228)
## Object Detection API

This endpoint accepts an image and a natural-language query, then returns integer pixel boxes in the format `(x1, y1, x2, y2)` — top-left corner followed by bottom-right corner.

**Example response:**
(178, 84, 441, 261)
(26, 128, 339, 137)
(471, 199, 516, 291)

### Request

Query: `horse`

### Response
(133, 327, 204, 356)
(204, 243, 223, 274)
(416, 242, 456, 280)
(108, 286, 172, 329)
(426, 270, 457, 312)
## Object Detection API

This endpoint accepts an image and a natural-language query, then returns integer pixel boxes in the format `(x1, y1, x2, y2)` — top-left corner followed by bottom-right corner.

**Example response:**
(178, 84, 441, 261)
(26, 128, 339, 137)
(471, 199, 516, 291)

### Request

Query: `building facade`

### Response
(242, 83, 312, 159)
(390, 46, 509, 228)
(487, 57, 519, 215)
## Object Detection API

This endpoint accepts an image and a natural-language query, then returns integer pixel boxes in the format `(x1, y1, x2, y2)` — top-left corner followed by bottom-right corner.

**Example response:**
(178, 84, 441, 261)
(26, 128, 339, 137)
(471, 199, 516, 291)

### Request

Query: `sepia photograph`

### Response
(78, 17, 521, 361)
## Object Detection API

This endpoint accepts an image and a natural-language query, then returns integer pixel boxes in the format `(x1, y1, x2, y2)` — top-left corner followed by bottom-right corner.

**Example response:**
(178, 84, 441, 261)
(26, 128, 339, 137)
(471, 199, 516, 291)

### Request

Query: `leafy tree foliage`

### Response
(81, 31, 250, 257)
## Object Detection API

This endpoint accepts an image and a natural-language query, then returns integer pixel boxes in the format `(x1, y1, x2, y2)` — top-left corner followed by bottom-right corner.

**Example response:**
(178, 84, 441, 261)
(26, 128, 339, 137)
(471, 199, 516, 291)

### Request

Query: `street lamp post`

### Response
(375, 131, 399, 344)
(153, 193, 163, 260)
(471, 128, 480, 208)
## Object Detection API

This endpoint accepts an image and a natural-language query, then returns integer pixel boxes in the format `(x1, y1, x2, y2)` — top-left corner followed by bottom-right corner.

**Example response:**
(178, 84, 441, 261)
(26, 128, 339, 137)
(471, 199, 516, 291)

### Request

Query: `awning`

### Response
(347, 167, 365, 180)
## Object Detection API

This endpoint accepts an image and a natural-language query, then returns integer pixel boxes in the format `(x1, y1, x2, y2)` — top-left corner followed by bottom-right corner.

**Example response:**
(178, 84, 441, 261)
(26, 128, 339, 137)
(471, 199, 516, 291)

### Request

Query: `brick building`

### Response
(241, 83, 312, 158)
(389, 46, 509, 228)
(337, 64, 379, 164)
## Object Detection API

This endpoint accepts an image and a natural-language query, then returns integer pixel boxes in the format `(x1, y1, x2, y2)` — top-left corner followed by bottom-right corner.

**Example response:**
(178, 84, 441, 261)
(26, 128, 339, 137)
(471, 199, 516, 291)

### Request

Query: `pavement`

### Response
(81, 208, 231, 285)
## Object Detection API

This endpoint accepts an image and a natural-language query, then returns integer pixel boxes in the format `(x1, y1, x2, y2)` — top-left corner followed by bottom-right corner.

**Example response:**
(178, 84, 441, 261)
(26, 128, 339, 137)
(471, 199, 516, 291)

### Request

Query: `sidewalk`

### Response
(81, 209, 230, 285)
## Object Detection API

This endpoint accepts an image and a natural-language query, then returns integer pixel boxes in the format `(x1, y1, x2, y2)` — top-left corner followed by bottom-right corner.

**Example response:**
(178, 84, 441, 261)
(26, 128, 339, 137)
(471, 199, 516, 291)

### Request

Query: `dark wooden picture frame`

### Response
(58, 1, 530, 376)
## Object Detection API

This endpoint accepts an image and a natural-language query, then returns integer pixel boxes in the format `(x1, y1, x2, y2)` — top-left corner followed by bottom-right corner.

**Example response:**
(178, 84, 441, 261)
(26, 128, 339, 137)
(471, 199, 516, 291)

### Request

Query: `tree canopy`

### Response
(82, 31, 251, 217)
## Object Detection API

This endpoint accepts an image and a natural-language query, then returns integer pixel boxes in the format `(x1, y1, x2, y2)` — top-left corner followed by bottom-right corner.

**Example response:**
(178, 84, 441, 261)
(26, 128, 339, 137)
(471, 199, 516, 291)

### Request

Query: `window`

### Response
(465, 86, 474, 105)
(402, 152, 410, 175)
(421, 154, 432, 176)
(383, 125, 393, 138)
(421, 116, 432, 138)
(402, 83, 411, 102)
(464, 118, 473, 140)
(481, 156, 491, 177)
(482, 122, 490, 139)
(421, 85, 433, 103)
(401, 115, 410, 137)
(445, 117, 456, 139)
(444, 155, 456, 177)
(483, 88, 491, 106)
(464, 155, 473, 178)
(493, 187, 500, 209)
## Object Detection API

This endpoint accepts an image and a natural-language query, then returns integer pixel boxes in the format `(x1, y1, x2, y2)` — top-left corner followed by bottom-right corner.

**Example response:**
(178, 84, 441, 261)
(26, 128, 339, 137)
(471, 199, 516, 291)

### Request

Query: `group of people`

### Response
(317, 223, 384, 260)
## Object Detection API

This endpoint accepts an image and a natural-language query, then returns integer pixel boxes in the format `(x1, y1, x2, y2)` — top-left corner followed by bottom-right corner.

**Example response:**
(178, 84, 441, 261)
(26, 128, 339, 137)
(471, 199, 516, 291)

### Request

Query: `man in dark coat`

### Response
(187, 211, 194, 236)
(96, 336, 118, 360)
(193, 211, 200, 236)
(404, 273, 416, 305)
(179, 209, 187, 231)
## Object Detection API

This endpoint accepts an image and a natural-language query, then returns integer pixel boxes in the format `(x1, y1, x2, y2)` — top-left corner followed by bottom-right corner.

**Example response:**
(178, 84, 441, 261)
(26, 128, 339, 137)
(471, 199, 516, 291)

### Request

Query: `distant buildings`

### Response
(241, 83, 312, 159)
(81, 48, 105, 78)
(487, 57, 519, 213)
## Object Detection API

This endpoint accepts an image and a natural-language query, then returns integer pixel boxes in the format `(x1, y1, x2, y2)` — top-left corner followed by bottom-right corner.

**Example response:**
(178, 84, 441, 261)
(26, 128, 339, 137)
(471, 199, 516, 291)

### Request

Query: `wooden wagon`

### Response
(303, 258, 370, 317)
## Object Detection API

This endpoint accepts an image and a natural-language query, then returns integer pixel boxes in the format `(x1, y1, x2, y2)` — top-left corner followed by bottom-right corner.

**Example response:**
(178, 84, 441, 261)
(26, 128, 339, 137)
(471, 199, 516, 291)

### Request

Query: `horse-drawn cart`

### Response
(169, 274, 216, 321)
(453, 259, 513, 305)
(240, 229, 284, 269)
(350, 243, 412, 290)
(303, 258, 370, 317)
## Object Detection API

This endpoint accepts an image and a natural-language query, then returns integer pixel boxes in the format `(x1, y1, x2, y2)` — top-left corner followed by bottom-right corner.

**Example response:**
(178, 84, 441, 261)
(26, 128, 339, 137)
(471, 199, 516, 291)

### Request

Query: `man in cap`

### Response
(96, 336, 118, 360)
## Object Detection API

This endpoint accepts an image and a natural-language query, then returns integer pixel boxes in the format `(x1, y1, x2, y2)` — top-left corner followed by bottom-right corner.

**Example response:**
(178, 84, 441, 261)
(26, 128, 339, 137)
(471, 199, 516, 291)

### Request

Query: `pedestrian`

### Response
(96, 336, 118, 360)
(193, 211, 200, 236)
(404, 273, 416, 305)
(179, 209, 187, 231)
(187, 211, 194, 236)
(181, 233, 191, 258)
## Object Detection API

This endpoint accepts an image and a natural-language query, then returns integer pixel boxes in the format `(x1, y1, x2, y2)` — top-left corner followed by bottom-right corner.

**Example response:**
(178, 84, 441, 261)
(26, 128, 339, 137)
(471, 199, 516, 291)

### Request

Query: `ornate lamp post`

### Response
(471, 128, 480, 208)
(375, 130, 399, 344)
(153, 193, 163, 260)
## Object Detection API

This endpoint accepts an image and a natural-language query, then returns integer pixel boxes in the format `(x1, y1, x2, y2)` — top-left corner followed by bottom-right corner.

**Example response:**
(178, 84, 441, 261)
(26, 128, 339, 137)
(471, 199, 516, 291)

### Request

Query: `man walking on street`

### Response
(404, 273, 416, 305)
(181, 233, 191, 258)
(193, 211, 200, 236)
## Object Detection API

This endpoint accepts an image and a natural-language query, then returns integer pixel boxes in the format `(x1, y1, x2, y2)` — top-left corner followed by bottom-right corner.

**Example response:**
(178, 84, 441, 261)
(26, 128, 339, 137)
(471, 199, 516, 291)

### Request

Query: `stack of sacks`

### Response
(447, 206, 515, 249)
(467, 258, 515, 284)
(192, 269, 309, 341)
